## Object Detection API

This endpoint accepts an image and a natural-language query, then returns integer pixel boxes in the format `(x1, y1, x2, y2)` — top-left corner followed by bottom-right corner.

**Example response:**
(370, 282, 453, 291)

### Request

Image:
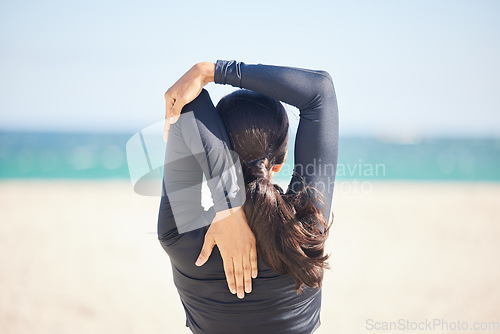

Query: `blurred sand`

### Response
(0, 180, 499, 334)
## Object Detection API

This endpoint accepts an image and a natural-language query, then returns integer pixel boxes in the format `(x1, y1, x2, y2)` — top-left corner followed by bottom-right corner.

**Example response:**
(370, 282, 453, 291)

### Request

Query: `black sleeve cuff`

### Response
(214, 59, 243, 88)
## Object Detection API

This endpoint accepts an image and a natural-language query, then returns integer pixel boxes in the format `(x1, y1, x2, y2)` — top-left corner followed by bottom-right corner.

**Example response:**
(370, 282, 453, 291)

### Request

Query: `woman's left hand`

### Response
(195, 207, 258, 299)
(163, 62, 215, 141)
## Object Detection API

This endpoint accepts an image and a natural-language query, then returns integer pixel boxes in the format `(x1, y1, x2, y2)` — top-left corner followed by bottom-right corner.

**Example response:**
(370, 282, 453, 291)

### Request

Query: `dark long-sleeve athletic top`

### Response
(157, 60, 339, 334)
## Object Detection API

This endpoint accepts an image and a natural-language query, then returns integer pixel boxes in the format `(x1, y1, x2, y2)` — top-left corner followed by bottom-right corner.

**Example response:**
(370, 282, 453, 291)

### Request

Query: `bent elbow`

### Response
(316, 70, 334, 93)
(317, 70, 332, 83)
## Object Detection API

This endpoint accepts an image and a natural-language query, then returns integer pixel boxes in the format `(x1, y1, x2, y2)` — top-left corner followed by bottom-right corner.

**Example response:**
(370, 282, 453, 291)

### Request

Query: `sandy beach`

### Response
(1, 180, 499, 334)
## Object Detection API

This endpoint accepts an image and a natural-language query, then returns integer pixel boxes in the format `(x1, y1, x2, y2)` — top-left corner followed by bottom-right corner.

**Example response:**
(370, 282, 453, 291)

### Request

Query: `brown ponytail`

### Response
(216, 90, 332, 293)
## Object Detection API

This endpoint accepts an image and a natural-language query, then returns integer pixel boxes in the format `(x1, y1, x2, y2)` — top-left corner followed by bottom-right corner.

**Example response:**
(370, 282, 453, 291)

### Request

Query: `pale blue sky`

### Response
(1, 0, 499, 137)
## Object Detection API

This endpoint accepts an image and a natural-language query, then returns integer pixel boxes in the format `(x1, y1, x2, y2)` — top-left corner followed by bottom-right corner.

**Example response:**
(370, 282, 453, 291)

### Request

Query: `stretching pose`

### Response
(158, 60, 339, 334)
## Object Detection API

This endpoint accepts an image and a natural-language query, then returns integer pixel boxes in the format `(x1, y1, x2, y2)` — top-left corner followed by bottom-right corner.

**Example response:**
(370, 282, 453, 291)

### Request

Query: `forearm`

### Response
(213, 60, 334, 111)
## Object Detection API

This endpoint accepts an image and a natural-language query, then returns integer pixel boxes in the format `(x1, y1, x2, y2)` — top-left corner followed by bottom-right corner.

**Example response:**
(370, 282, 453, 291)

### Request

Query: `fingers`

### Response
(242, 252, 252, 295)
(222, 256, 237, 296)
(164, 92, 175, 142)
(195, 234, 215, 267)
(250, 246, 258, 279)
(169, 98, 184, 124)
(232, 255, 245, 299)
(163, 98, 185, 142)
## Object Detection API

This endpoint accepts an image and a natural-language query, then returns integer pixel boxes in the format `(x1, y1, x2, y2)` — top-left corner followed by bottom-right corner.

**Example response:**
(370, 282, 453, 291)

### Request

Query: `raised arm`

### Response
(159, 89, 245, 237)
(162, 66, 258, 299)
(213, 60, 339, 221)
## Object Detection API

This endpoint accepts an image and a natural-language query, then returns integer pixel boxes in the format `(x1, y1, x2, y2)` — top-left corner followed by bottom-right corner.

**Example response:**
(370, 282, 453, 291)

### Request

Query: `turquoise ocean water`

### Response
(1, 131, 499, 182)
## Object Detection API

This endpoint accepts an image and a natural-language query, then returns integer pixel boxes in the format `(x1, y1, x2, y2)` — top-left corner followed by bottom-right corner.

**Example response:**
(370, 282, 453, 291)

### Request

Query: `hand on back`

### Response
(196, 207, 258, 299)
